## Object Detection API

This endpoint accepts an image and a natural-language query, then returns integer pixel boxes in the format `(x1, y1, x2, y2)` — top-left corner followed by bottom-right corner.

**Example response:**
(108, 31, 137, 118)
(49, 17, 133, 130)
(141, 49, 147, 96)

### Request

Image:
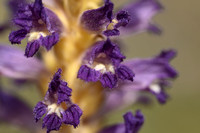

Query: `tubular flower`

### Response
(77, 38, 134, 88)
(0, 0, 178, 133)
(33, 69, 83, 133)
(9, 0, 62, 57)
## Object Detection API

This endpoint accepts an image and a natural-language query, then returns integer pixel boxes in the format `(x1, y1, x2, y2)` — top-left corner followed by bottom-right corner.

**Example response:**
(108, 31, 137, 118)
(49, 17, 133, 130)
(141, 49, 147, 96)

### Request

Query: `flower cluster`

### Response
(0, 0, 178, 133)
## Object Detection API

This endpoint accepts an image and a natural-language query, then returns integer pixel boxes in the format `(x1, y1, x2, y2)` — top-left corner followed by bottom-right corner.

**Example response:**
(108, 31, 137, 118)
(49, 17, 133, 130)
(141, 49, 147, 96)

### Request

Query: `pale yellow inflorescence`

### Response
(39, 0, 105, 133)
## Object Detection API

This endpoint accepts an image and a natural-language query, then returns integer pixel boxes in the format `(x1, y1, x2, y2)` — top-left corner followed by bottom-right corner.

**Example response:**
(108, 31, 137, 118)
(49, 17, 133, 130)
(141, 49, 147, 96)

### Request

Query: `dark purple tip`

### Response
(77, 65, 101, 82)
(24, 39, 41, 57)
(33, 102, 47, 122)
(63, 104, 83, 128)
(42, 32, 59, 51)
(42, 113, 62, 133)
(100, 72, 117, 88)
(117, 65, 135, 81)
(9, 29, 28, 44)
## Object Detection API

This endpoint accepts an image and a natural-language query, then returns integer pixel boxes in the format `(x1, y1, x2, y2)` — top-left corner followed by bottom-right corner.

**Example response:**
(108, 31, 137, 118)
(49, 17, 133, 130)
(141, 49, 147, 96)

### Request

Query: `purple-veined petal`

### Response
(33, 101, 47, 122)
(57, 81, 72, 104)
(63, 104, 83, 128)
(100, 72, 118, 88)
(25, 39, 41, 57)
(9, 29, 28, 44)
(0, 45, 45, 80)
(120, 0, 163, 35)
(117, 65, 135, 81)
(77, 65, 101, 82)
(42, 113, 62, 133)
(41, 32, 59, 51)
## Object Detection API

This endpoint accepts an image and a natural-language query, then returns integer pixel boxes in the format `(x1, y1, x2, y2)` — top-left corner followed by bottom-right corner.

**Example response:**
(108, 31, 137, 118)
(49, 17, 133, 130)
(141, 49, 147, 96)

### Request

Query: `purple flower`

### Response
(0, 45, 45, 80)
(33, 69, 82, 133)
(99, 110, 144, 133)
(104, 50, 177, 109)
(81, 0, 130, 37)
(120, 0, 163, 35)
(9, 0, 62, 57)
(77, 39, 134, 89)
(81, 0, 162, 36)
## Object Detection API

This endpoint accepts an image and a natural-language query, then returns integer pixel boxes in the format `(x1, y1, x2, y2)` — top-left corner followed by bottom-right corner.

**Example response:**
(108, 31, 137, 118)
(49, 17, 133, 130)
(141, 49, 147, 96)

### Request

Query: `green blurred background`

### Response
(0, 0, 200, 133)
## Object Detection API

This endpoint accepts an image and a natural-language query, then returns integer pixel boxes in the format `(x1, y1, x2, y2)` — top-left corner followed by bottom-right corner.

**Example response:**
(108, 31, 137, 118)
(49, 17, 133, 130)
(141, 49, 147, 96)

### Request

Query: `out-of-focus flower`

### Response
(0, 45, 45, 80)
(99, 110, 144, 133)
(0, 0, 178, 133)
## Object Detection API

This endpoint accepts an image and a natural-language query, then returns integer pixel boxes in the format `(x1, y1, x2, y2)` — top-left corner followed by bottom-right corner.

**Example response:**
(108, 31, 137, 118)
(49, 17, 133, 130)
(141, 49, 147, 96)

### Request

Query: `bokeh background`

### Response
(0, 0, 199, 133)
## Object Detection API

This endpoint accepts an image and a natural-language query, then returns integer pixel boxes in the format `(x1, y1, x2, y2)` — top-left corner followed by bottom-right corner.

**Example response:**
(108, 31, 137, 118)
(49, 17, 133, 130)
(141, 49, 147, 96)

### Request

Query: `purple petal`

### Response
(0, 89, 38, 131)
(42, 32, 59, 51)
(9, 29, 28, 44)
(33, 101, 47, 122)
(77, 65, 101, 82)
(8, 0, 28, 15)
(117, 65, 135, 81)
(63, 104, 83, 128)
(25, 39, 41, 57)
(57, 81, 72, 104)
(42, 113, 62, 133)
(100, 72, 117, 88)
(13, 5, 33, 30)
(80, 0, 113, 32)
(33, 0, 43, 19)
(120, 0, 163, 35)
(41, 8, 63, 33)
(0, 45, 45, 79)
